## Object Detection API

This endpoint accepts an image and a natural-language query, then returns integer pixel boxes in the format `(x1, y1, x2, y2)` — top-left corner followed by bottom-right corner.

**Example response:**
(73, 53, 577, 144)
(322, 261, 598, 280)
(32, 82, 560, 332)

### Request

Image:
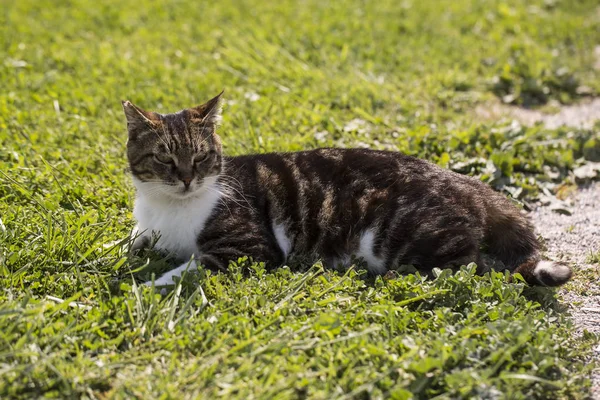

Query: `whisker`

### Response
(212, 181, 254, 212)
(205, 186, 234, 218)
(217, 175, 255, 208)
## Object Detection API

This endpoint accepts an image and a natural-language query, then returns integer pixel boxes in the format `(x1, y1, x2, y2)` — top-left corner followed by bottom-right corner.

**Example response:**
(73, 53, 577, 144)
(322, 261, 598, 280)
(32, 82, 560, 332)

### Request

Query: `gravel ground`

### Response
(475, 52, 600, 394)
(531, 182, 600, 396)
(475, 98, 600, 130)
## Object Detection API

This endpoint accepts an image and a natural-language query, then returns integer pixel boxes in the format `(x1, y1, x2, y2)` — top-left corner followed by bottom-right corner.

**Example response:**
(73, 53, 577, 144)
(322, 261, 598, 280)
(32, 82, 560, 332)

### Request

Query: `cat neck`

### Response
(131, 175, 223, 261)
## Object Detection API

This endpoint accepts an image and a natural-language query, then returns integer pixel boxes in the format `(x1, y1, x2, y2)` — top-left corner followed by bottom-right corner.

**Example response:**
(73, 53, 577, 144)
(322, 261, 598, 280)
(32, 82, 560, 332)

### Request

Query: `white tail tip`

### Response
(534, 260, 572, 286)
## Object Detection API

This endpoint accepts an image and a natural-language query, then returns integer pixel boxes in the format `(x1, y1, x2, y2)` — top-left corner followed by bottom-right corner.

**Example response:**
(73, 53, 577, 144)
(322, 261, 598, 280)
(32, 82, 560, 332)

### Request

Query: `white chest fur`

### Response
(133, 178, 222, 260)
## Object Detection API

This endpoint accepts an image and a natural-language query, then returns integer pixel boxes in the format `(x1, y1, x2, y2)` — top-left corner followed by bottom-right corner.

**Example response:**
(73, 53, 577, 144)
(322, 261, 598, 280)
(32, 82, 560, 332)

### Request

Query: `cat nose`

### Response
(181, 177, 192, 188)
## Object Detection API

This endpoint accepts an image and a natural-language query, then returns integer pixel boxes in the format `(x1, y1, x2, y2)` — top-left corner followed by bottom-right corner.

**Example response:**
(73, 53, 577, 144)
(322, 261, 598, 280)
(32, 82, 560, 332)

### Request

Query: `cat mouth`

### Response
(174, 187, 198, 197)
(169, 180, 205, 199)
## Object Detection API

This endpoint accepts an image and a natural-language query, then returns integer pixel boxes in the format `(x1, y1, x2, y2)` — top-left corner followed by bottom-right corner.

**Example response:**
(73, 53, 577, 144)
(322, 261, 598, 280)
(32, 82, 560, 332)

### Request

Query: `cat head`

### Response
(122, 92, 223, 200)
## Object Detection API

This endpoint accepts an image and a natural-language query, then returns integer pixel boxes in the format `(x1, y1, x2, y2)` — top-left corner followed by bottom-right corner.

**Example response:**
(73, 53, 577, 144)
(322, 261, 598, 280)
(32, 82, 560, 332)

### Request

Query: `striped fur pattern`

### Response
(123, 93, 572, 287)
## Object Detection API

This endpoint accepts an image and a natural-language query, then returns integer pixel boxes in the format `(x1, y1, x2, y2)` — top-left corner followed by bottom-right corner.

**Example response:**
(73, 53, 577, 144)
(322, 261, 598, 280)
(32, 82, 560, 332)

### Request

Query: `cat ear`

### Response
(189, 91, 224, 127)
(121, 101, 159, 138)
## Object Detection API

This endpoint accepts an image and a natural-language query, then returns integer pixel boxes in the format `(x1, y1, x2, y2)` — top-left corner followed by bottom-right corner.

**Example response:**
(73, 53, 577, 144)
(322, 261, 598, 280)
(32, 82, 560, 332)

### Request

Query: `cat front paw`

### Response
(143, 260, 198, 288)
(129, 227, 150, 254)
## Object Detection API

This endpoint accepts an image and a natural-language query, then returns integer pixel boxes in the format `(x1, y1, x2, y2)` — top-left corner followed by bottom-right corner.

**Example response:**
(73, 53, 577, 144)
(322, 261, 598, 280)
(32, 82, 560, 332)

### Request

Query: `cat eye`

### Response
(193, 153, 209, 164)
(154, 154, 175, 165)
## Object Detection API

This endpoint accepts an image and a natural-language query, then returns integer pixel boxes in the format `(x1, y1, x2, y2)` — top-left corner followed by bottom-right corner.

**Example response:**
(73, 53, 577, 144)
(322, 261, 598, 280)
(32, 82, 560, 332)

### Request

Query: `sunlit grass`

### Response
(1, 0, 599, 398)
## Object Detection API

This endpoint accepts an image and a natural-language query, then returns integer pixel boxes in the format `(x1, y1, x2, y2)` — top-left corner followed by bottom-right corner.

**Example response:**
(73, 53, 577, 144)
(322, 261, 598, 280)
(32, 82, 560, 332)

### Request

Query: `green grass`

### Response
(1, 0, 599, 398)
(587, 251, 600, 264)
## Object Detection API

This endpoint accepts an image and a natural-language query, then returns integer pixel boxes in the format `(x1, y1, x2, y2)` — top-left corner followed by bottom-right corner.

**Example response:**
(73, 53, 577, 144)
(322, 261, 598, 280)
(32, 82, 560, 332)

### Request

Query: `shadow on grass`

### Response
(108, 248, 181, 295)
(521, 285, 568, 313)
(111, 254, 570, 317)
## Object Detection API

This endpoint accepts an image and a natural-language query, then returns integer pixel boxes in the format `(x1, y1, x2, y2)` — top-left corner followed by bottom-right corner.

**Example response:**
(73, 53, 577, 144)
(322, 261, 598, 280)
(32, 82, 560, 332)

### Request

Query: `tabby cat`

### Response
(122, 92, 572, 287)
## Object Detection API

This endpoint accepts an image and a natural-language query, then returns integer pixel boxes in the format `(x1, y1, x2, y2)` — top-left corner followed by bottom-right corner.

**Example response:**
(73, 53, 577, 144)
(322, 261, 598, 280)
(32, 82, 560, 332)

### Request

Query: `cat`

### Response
(122, 92, 572, 288)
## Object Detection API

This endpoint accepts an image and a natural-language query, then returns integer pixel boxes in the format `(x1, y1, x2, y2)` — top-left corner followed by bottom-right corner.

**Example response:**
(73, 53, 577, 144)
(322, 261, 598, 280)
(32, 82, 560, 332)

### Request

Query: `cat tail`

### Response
(484, 200, 572, 286)
(512, 259, 573, 287)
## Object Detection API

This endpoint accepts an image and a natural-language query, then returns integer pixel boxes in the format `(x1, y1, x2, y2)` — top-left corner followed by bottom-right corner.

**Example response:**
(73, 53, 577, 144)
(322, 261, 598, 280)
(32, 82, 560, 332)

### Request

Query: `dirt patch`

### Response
(476, 98, 600, 129)
(530, 182, 600, 396)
